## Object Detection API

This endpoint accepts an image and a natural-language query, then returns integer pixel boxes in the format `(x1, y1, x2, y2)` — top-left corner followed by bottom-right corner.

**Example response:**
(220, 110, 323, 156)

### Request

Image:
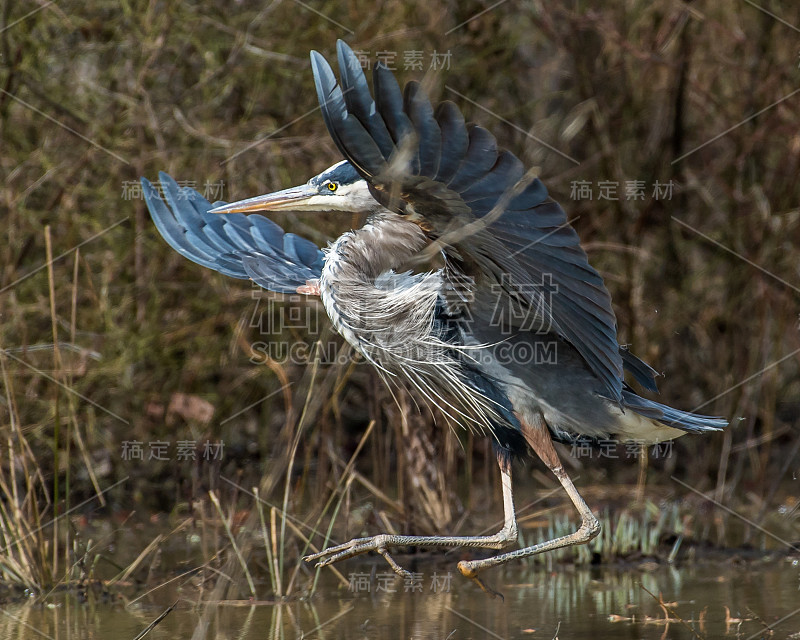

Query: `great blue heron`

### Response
(142, 40, 727, 594)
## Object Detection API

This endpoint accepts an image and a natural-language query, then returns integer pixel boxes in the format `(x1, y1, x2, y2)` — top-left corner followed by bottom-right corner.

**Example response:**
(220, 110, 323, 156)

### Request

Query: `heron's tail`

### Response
(622, 391, 728, 434)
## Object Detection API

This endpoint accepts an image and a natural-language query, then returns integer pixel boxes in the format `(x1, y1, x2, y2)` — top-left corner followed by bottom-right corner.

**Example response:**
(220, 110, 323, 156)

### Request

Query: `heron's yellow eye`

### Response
(327, 182, 338, 192)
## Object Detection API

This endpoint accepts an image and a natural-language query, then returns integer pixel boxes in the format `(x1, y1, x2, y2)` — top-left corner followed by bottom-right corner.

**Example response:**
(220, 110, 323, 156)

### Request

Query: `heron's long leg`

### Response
(458, 412, 600, 583)
(304, 452, 518, 578)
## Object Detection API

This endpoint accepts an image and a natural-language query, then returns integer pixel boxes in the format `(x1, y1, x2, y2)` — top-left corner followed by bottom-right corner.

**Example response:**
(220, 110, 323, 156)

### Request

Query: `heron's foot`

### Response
(304, 535, 413, 578)
(457, 560, 504, 600)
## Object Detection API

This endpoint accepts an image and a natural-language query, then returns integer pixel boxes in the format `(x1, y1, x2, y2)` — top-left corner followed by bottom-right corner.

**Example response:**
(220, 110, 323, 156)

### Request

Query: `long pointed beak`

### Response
(209, 184, 317, 214)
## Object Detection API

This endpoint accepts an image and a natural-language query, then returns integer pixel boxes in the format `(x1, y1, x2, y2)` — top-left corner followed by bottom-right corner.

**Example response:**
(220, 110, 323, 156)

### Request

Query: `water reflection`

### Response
(1, 559, 797, 639)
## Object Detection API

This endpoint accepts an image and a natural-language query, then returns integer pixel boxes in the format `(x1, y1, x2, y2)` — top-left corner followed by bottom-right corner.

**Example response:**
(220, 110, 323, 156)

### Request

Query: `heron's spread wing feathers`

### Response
(311, 40, 625, 403)
(142, 172, 324, 293)
(619, 346, 660, 393)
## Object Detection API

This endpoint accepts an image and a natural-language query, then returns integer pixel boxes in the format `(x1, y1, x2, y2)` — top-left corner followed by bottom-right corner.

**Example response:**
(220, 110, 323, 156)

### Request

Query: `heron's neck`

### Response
(319, 213, 435, 352)
(326, 212, 428, 281)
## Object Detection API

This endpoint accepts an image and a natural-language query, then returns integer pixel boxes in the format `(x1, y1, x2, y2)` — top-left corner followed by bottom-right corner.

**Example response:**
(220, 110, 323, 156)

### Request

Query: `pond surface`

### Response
(2, 559, 798, 639)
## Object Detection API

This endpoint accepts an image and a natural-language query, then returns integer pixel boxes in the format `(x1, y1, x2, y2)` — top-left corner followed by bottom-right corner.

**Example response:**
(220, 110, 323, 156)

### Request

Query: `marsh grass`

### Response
(0, 398, 53, 591)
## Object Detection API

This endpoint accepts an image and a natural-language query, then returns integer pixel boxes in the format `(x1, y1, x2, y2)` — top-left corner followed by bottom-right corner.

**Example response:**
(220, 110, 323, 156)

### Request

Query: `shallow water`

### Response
(2, 559, 798, 639)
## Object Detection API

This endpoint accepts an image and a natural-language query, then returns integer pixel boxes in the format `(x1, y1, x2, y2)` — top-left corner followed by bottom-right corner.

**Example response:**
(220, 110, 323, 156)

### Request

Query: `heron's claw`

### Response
(304, 535, 413, 578)
(457, 560, 504, 600)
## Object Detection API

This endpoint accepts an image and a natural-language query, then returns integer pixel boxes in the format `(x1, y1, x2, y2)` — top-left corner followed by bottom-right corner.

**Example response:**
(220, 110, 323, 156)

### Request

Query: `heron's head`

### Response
(209, 161, 380, 215)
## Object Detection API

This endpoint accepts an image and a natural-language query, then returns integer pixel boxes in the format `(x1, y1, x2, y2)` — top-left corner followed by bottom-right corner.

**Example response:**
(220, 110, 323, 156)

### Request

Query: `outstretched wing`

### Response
(142, 172, 324, 293)
(310, 40, 624, 404)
